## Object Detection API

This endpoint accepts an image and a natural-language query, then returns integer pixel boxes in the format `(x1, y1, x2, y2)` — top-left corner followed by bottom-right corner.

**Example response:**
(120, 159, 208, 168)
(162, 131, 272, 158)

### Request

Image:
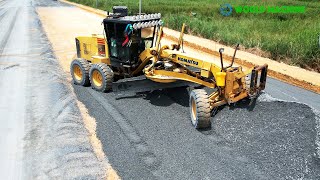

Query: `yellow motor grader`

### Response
(70, 6, 268, 129)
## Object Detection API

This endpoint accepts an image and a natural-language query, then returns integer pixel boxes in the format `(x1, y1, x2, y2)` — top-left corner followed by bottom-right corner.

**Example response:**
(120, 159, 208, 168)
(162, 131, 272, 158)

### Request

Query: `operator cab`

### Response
(103, 6, 162, 68)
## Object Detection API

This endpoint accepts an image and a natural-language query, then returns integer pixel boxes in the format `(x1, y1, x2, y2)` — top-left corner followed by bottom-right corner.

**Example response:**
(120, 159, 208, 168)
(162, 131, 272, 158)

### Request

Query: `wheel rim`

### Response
(191, 97, 197, 123)
(92, 69, 103, 87)
(73, 64, 82, 81)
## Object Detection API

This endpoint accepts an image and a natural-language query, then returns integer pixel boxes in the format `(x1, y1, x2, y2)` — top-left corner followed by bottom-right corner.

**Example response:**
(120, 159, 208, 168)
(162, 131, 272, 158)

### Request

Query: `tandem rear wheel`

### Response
(89, 63, 114, 92)
(70, 59, 91, 86)
(71, 60, 114, 92)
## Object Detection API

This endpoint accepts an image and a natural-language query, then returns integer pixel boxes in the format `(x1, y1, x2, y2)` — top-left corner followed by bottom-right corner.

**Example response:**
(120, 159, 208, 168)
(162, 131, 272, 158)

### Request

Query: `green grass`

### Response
(70, 0, 320, 71)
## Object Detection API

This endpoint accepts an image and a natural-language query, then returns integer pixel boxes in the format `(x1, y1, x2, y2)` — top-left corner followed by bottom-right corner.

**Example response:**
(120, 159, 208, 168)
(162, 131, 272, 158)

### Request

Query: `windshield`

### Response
(141, 27, 155, 48)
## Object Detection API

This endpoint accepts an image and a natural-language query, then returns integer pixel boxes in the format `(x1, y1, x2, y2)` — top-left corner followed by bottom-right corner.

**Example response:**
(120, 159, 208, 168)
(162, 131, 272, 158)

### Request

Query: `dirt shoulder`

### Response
(37, 6, 120, 179)
(37, 6, 104, 75)
(59, 0, 320, 94)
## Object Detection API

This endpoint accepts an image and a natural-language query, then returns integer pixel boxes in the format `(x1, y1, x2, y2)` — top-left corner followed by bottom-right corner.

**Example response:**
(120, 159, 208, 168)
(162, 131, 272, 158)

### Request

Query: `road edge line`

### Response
(75, 99, 121, 180)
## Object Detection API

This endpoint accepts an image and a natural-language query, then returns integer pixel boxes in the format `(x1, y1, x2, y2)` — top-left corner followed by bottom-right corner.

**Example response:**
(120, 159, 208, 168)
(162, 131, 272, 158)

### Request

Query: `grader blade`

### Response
(112, 75, 197, 93)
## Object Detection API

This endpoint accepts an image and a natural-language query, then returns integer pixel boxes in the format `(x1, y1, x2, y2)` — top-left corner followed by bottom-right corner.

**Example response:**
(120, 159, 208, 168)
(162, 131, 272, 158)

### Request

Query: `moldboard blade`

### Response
(112, 75, 196, 94)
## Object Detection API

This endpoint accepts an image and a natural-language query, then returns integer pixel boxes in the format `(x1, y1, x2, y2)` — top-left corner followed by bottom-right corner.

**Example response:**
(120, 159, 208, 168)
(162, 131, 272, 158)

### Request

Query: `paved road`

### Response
(73, 82, 320, 179)
(266, 78, 320, 110)
(0, 0, 30, 178)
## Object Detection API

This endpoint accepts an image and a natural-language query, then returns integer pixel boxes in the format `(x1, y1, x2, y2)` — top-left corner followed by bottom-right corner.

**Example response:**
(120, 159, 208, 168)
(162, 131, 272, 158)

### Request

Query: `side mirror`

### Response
(219, 48, 224, 53)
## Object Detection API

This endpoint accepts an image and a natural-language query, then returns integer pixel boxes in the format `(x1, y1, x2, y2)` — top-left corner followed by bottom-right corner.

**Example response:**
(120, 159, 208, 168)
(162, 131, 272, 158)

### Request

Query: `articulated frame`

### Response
(138, 25, 268, 111)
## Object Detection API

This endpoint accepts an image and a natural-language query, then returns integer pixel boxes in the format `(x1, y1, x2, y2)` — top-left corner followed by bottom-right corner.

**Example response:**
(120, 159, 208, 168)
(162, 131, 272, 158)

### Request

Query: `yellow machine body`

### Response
(74, 24, 267, 112)
(76, 34, 110, 64)
(141, 46, 257, 107)
(71, 11, 269, 129)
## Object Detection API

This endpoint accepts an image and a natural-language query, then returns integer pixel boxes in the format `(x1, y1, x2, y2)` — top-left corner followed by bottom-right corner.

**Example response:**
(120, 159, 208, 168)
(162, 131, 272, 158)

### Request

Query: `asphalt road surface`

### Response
(1, 0, 320, 179)
(73, 83, 320, 179)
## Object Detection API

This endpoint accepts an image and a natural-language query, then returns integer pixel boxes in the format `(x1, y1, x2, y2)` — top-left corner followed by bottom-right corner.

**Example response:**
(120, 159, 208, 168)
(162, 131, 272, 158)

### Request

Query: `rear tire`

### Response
(189, 89, 211, 129)
(89, 63, 114, 92)
(70, 59, 91, 86)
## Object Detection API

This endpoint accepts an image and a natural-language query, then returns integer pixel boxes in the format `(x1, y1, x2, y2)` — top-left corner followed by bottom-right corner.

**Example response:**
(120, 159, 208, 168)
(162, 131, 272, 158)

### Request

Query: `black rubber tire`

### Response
(189, 89, 211, 129)
(70, 59, 91, 86)
(89, 63, 114, 92)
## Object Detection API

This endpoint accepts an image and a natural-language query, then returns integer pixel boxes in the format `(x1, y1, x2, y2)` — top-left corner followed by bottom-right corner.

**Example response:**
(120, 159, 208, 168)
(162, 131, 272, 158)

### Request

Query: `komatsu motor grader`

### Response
(70, 6, 268, 129)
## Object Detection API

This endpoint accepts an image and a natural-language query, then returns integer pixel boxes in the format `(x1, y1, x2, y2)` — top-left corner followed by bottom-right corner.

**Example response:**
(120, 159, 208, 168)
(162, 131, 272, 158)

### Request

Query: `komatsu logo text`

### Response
(178, 57, 198, 65)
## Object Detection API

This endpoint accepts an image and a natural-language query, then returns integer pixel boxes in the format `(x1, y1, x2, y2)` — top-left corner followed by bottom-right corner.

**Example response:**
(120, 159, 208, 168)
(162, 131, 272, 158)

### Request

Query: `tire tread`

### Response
(189, 89, 211, 129)
(70, 58, 91, 86)
(89, 63, 114, 92)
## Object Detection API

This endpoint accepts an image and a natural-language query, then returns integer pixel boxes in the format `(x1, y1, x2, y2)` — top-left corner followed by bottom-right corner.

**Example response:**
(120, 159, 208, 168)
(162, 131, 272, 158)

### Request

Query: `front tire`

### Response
(89, 63, 114, 92)
(70, 59, 91, 86)
(189, 89, 211, 129)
